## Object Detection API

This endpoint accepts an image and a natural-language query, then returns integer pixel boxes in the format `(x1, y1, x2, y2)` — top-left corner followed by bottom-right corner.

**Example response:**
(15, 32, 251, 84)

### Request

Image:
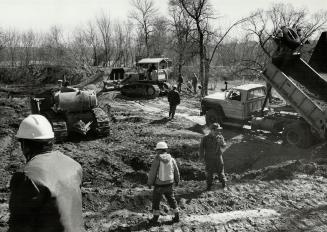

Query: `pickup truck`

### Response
(200, 83, 267, 126)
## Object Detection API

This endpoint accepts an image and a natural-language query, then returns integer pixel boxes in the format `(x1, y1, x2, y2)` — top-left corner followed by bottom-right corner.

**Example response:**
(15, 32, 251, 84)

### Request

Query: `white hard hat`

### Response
(16, 114, 54, 140)
(155, 141, 168, 150)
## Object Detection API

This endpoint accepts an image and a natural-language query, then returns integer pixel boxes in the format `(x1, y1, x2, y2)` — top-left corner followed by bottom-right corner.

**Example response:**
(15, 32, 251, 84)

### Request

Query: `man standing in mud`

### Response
(199, 123, 227, 191)
(167, 85, 180, 120)
(192, 73, 198, 94)
(9, 114, 84, 232)
(147, 141, 180, 224)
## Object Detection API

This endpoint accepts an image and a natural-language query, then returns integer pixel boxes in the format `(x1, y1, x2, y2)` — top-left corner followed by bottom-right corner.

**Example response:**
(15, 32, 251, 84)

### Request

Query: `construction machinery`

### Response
(201, 31, 327, 148)
(103, 58, 172, 98)
(30, 84, 110, 141)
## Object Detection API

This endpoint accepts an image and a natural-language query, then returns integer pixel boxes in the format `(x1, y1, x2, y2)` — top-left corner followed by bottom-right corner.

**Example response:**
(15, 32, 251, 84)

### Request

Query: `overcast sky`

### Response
(0, 0, 325, 32)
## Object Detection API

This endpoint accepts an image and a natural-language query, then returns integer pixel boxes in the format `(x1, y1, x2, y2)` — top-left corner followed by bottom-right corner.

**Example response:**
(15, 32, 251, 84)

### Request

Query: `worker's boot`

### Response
(172, 212, 180, 223)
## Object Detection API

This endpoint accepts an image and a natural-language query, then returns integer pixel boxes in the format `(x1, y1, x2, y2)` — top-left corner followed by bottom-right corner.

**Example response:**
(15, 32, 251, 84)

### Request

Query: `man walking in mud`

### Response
(147, 141, 180, 224)
(167, 85, 180, 120)
(199, 123, 227, 191)
(8, 114, 84, 232)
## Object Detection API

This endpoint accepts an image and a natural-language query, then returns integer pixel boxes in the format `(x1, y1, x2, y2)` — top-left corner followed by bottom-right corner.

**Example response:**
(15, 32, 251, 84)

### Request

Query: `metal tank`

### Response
(30, 87, 110, 141)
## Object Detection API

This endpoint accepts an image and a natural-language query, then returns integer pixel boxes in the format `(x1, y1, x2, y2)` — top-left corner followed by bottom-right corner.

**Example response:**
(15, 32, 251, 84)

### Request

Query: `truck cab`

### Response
(201, 84, 266, 125)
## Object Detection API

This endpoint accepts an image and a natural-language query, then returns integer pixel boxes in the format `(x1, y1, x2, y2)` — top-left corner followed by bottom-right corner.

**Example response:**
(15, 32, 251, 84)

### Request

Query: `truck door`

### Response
(245, 88, 266, 116)
(224, 89, 245, 120)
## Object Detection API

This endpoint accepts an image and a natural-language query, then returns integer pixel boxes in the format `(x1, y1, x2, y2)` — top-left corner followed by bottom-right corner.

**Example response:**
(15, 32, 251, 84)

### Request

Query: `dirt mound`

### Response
(235, 158, 327, 181)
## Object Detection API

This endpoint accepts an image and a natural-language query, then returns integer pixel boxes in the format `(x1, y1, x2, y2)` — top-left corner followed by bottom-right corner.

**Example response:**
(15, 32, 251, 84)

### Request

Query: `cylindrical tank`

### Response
(55, 90, 97, 112)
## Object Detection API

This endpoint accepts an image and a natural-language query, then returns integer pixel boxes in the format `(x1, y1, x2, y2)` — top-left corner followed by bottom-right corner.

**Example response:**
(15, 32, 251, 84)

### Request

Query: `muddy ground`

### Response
(0, 84, 327, 232)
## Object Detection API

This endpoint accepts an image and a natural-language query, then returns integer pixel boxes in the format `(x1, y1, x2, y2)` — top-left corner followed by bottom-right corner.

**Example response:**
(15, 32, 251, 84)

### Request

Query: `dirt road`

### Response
(0, 89, 326, 231)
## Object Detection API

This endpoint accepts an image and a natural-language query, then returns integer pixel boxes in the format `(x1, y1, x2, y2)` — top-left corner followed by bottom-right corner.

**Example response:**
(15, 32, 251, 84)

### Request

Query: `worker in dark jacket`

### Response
(199, 123, 227, 191)
(167, 85, 180, 120)
(147, 141, 180, 224)
(9, 114, 84, 232)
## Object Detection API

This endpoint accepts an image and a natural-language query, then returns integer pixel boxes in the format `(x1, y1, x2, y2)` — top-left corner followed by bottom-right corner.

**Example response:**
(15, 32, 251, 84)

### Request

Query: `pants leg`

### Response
(169, 104, 172, 118)
(206, 170, 214, 188)
(217, 156, 226, 183)
(163, 185, 178, 212)
(152, 187, 162, 216)
(171, 105, 177, 119)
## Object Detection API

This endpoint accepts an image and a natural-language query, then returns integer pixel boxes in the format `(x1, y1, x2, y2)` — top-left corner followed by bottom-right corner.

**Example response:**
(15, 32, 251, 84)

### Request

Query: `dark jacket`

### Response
(9, 151, 84, 232)
(147, 153, 180, 186)
(199, 133, 226, 169)
(167, 90, 180, 106)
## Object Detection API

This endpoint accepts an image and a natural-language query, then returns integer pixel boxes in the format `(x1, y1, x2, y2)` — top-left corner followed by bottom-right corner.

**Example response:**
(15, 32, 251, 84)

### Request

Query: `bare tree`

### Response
(150, 16, 169, 57)
(247, 3, 327, 61)
(43, 25, 66, 65)
(176, 0, 212, 95)
(175, 0, 251, 95)
(129, 0, 158, 57)
(21, 30, 36, 66)
(97, 12, 112, 66)
(84, 21, 101, 66)
(4, 29, 20, 67)
(168, 1, 195, 80)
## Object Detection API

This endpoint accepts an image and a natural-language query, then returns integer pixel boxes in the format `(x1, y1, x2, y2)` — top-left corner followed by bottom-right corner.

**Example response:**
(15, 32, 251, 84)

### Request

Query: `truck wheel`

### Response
(205, 109, 223, 126)
(283, 122, 313, 148)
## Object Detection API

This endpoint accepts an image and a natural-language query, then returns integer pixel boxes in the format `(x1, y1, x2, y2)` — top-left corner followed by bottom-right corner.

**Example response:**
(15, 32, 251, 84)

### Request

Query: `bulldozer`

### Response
(30, 81, 110, 141)
(103, 58, 172, 98)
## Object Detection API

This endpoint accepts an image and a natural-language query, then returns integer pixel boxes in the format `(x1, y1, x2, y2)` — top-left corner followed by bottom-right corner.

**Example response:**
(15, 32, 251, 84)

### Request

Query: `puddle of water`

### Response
(184, 208, 280, 224)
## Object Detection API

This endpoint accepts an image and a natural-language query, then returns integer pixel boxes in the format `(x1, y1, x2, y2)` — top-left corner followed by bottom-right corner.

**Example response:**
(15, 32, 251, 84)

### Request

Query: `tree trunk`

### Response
(204, 57, 210, 95)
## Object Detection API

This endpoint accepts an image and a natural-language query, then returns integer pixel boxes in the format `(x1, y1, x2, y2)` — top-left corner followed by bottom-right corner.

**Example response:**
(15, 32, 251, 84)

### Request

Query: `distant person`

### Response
(147, 64, 156, 80)
(9, 114, 84, 232)
(147, 141, 180, 224)
(177, 74, 183, 92)
(167, 85, 180, 120)
(192, 73, 198, 94)
(199, 123, 227, 191)
(60, 81, 76, 92)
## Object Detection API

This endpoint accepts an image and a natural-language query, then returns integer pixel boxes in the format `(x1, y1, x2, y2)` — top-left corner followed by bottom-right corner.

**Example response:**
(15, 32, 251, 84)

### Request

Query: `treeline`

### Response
(0, 0, 326, 93)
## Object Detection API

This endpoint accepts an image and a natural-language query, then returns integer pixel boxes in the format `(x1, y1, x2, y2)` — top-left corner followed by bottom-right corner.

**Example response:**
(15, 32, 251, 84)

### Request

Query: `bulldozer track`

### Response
(120, 83, 160, 99)
(44, 112, 68, 142)
(92, 107, 110, 137)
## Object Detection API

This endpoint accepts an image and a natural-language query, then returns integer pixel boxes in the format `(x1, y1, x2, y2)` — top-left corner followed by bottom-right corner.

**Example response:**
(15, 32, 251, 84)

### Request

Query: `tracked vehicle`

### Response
(119, 58, 172, 98)
(30, 85, 110, 141)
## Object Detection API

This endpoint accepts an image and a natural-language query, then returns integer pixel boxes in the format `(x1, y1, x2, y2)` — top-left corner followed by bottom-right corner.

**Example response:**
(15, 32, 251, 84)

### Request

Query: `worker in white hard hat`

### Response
(8, 114, 84, 232)
(147, 141, 180, 224)
(199, 123, 227, 191)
